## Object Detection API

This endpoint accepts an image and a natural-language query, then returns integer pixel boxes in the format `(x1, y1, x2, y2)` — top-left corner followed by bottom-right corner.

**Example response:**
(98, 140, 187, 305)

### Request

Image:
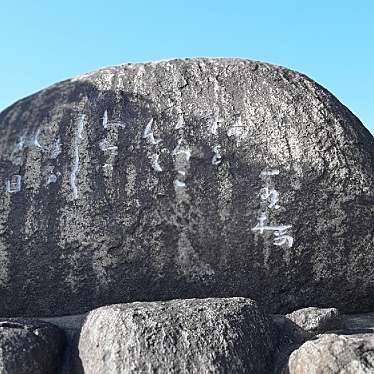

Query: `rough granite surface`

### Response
(0, 58, 373, 316)
(0, 318, 65, 374)
(284, 306, 342, 340)
(285, 332, 374, 374)
(78, 297, 276, 374)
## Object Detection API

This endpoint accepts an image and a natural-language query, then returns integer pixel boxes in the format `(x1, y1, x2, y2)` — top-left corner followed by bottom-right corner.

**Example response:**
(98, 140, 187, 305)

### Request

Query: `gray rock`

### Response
(0, 58, 373, 316)
(273, 307, 343, 373)
(285, 332, 374, 373)
(0, 318, 65, 374)
(285, 307, 342, 334)
(78, 297, 276, 374)
(282, 307, 342, 342)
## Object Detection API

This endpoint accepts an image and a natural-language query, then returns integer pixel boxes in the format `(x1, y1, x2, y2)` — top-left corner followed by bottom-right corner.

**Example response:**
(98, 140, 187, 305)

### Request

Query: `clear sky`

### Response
(1, 1, 373, 134)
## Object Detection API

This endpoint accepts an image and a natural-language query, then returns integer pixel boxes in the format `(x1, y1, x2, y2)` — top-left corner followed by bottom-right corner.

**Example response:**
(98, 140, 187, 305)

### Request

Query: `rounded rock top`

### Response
(0, 58, 373, 317)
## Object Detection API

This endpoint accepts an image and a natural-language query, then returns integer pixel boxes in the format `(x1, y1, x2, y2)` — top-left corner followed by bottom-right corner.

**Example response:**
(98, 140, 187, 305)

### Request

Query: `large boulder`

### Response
(78, 297, 276, 374)
(0, 58, 373, 316)
(285, 332, 374, 373)
(0, 319, 65, 374)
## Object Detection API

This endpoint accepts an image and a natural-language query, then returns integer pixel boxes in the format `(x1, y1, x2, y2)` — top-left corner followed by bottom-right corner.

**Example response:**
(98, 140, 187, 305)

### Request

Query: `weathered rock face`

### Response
(282, 307, 343, 342)
(0, 58, 373, 316)
(273, 307, 344, 372)
(285, 307, 342, 335)
(285, 332, 374, 374)
(78, 297, 276, 374)
(0, 319, 65, 374)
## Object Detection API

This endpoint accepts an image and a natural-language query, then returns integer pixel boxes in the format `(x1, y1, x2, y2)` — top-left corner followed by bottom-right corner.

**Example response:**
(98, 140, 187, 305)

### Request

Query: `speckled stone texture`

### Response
(273, 307, 344, 373)
(0, 319, 65, 374)
(285, 333, 374, 374)
(78, 297, 276, 374)
(0, 58, 373, 316)
(284, 307, 343, 341)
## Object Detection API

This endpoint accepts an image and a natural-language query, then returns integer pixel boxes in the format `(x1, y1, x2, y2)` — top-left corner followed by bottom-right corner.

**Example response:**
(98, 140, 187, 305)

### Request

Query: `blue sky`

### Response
(1, 1, 373, 134)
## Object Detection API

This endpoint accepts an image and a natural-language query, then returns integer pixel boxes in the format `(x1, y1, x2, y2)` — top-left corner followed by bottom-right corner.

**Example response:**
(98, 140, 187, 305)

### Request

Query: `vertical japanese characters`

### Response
(4, 111, 294, 254)
(5, 126, 62, 193)
(100, 109, 126, 174)
(70, 114, 86, 199)
(143, 118, 163, 172)
(252, 169, 294, 248)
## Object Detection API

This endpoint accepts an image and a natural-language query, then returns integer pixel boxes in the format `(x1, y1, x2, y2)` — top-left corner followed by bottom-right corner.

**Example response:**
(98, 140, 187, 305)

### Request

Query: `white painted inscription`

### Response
(174, 179, 186, 188)
(46, 173, 58, 185)
(260, 186, 280, 209)
(102, 110, 108, 129)
(102, 110, 126, 129)
(5, 175, 22, 193)
(227, 116, 248, 144)
(99, 140, 118, 152)
(149, 153, 163, 172)
(172, 138, 191, 161)
(211, 145, 222, 165)
(143, 118, 164, 172)
(252, 169, 294, 248)
(31, 128, 44, 149)
(175, 115, 185, 130)
(260, 169, 280, 177)
(209, 116, 223, 135)
(143, 118, 162, 145)
(172, 137, 191, 188)
(70, 114, 85, 199)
